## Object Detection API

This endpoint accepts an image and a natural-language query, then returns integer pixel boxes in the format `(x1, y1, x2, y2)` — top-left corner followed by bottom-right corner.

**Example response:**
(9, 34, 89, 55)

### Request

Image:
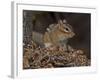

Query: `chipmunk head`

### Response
(58, 19, 75, 38)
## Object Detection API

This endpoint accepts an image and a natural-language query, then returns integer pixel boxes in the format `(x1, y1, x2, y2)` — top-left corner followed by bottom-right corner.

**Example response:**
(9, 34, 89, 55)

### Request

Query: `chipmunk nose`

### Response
(68, 32, 75, 38)
(71, 32, 75, 37)
(73, 32, 75, 36)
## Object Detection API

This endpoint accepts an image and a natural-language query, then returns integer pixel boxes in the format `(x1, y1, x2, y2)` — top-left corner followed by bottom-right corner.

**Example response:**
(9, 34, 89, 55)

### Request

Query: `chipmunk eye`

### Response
(65, 28, 69, 31)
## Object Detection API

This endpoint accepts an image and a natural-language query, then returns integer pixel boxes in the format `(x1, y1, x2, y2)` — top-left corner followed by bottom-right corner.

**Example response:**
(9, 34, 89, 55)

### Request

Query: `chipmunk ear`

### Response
(57, 20, 66, 29)
(58, 20, 63, 25)
(63, 19, 67, 24)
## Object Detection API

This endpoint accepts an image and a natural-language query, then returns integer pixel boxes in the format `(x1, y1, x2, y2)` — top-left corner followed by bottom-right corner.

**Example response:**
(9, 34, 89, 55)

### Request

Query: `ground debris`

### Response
(23, 41, 90, 69)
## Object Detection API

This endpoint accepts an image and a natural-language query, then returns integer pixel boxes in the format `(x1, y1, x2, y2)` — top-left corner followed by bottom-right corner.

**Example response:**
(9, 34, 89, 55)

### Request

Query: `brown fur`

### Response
(43, 20, 75, 47)
(32, 20, 75, 47)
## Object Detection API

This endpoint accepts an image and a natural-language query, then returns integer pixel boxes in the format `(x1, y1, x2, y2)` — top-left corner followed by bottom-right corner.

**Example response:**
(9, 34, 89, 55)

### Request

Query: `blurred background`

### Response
(23, 10, 91, 59)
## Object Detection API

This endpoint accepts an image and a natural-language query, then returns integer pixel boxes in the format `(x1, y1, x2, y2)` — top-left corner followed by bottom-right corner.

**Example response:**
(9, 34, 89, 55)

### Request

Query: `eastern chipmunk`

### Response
(32, 19, 75, 48)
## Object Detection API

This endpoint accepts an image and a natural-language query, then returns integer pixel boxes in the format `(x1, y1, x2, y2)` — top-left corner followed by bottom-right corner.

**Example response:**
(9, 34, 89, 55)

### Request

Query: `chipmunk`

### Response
(32, 19, 75, 49)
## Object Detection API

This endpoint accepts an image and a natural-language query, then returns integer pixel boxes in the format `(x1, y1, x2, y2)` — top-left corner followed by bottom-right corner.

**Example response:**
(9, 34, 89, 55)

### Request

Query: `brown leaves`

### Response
(23, 42, 90, 69)
(23, 56, 30, 69)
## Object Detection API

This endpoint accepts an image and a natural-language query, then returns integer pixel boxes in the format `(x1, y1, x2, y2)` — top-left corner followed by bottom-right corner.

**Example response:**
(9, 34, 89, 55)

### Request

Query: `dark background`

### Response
(23, 10, 91, 59)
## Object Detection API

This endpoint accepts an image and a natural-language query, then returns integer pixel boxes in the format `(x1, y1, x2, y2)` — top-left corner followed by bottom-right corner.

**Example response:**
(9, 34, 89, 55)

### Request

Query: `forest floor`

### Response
(23, 41, 90, 69)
